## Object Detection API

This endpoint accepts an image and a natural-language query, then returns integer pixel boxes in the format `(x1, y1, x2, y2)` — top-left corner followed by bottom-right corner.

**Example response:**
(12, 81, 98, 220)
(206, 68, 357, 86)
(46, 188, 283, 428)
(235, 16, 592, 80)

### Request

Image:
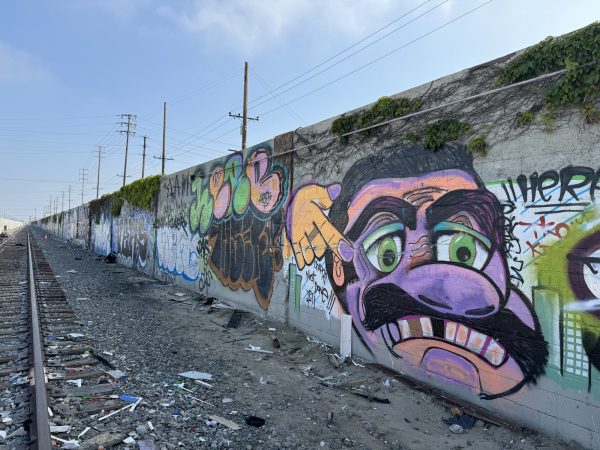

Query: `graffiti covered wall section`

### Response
(112, 205, 154, 274)
(285, 124, 600, 446)
(154, 140, 290, 313)
(32, 88, 600, 448)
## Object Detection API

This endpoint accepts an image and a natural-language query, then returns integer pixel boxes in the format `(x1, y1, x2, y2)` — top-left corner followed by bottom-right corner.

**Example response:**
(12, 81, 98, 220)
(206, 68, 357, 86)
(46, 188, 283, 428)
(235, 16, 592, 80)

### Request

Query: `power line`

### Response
(154, 1, 450, 155)
(190, 60, 568, 183)
(251, 68, 305, 126)
(247, 0, 450, 112)
(256, 0, 496, 118)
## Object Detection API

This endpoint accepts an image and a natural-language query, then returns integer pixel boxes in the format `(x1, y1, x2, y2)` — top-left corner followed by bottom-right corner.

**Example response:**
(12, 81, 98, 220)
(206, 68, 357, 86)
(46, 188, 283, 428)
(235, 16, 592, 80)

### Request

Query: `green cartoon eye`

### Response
(362, 222, 404, 273)
(436, 232, 489, 269)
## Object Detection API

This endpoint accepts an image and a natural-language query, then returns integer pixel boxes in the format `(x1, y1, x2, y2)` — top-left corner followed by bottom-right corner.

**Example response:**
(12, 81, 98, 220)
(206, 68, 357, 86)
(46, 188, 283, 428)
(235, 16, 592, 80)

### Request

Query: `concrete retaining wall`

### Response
(36, 47, 600, 447)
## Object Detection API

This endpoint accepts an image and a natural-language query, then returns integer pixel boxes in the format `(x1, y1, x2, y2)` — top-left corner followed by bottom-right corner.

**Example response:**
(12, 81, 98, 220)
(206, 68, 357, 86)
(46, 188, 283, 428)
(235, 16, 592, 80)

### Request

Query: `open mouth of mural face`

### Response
(376, 316, 506, 367)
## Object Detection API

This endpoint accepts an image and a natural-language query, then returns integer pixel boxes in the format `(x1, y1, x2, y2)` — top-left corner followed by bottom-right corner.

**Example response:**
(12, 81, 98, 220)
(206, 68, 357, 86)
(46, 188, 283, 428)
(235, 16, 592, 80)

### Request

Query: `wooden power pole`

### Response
(229, 62, 258, 151)
(141, 136, 147, 179)
(162, 102, 166, 175)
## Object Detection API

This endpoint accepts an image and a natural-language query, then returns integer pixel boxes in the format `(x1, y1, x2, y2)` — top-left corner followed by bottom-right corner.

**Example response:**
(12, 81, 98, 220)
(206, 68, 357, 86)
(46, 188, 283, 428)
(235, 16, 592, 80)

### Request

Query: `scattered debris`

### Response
(174, 292, 186, 297)
(106, 369, 127, 380)
(210, 302, 235, 310)
(97, 403, 132, 422)
(208, 415, 241, 430)
(361, 421, 375, 435)
(327, 411, 334, 428)
(178, 371, 213, 381)
(104, 252, 117, 263)
(50, 425, 72, 433)
(79, 431, 127, 450)
(123, 436, 136, 444)
(77, 427, 91, 439)
(67, 332, 85, 341)
(119, 394, 139, 403)
(245, 345, 273, 354)
(445, 413, 476, 431)
(194, 379, 213, 389)
(138, 440, 159, 450)
(66, 269, 78, 273)
(245, 415, 266, 427)
(223, 337, 252, 344)
(226, 310, 243, 328)
(449, 424, 464, 434)
(352, 391, 391, 404)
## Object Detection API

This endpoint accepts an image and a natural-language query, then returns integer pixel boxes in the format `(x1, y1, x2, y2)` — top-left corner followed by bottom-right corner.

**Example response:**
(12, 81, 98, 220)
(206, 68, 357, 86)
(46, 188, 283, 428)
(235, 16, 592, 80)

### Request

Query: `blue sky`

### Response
(1, 0, 599, 221)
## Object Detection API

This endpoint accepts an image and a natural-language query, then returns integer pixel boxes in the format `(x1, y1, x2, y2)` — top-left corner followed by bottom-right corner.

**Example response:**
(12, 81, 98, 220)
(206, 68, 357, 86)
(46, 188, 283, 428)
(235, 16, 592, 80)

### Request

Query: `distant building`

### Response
(0, 216, 23, 235)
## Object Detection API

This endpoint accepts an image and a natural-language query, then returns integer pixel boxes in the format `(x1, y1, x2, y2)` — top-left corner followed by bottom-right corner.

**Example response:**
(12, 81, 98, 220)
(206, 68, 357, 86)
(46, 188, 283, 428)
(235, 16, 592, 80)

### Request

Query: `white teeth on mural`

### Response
(420, 317, 433, 337)
(484, 339, 505, 366)
(398, 320, 411, 339)
(455, 324, 469, 346)
(445, 321, 458, 341)
(379, 316, 506, 367)
(466, 330, 486, 354)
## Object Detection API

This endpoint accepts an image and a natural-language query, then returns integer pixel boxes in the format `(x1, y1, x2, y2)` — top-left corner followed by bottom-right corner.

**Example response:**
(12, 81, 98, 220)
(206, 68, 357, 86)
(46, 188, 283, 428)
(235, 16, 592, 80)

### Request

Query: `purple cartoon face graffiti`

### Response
(287, 144, 547, 398)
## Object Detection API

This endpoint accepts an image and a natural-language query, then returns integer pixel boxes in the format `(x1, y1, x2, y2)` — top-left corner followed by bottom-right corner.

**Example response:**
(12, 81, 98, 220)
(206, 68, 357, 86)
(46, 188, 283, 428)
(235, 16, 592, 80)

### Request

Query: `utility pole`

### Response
(162, 102, 166, 175)
(34, 208, 37, 221)
(229, 62, 258, 150)
(67, 185, 71, 211)
(61, 191, 65, 213)
(154, 108, 173, 172)
(79, 169, 88, 205)
(141, 136, 147, 179)
(119, 114, 136, 187)
(95, 146, 104, 199)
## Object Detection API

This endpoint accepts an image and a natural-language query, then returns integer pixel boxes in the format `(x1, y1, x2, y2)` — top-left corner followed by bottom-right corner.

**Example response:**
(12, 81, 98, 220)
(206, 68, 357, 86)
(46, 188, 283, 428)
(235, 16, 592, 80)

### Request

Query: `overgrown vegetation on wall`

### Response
(89, 195, 111, 224)
(331, 96, 423, 143)
(498, 22, 600, 125)
(111, 175, 162, 217)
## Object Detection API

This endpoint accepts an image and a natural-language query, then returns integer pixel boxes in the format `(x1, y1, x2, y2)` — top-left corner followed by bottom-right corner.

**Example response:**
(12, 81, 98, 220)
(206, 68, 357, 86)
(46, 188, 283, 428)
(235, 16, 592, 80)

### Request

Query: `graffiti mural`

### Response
(113, 209, 153, 269)
(93, 217, 112, 255)
(485, 167, 600, 394)
(187, 142, 287, 309)
(156, 226, 200, 281)
(286, 143, 548, 398)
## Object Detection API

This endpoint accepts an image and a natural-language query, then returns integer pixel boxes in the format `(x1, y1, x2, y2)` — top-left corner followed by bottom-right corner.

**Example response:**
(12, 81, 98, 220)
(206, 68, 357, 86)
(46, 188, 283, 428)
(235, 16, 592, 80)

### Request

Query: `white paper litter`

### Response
(178, 371, 213, 381)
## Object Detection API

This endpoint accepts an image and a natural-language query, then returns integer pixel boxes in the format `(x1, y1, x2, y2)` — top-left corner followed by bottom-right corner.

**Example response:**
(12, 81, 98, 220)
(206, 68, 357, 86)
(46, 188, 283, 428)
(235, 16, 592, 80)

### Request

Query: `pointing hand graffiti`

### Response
(286, 183, 353, 270)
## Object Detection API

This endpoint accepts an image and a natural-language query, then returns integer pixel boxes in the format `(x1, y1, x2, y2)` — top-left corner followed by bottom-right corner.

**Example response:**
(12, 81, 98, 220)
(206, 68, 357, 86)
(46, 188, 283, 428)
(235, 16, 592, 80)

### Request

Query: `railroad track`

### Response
(0, 229, 139, 449)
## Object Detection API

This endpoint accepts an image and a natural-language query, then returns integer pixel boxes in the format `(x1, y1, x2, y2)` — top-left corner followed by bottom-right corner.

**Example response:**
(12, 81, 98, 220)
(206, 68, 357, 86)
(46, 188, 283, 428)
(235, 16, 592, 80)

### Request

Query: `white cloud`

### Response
(158, 0, 408, 53)
(0, 41, 52, 84)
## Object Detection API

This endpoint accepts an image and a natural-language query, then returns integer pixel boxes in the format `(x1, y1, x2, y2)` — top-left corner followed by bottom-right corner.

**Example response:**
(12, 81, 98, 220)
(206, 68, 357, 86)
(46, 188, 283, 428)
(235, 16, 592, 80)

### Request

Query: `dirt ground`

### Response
(35, 229, 574, 450)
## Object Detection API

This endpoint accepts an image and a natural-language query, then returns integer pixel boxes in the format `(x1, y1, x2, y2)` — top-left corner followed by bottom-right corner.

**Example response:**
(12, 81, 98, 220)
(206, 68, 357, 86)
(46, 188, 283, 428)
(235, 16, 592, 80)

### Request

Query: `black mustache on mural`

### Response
(362, 283, 548, 398)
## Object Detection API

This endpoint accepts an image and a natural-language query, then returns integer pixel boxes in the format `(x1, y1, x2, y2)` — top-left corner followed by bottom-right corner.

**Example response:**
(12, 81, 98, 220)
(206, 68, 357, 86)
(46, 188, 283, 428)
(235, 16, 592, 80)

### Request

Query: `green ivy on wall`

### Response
(498, 22, 600, 126)
(331, 96, 422, 143)
(402, 119, 487, 155)
(102, 175, 162, 218)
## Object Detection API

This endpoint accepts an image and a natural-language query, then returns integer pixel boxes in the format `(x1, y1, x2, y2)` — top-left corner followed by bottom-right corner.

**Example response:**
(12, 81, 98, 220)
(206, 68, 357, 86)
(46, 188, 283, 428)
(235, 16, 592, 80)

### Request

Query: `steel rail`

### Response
(27, 232, 53, 450)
